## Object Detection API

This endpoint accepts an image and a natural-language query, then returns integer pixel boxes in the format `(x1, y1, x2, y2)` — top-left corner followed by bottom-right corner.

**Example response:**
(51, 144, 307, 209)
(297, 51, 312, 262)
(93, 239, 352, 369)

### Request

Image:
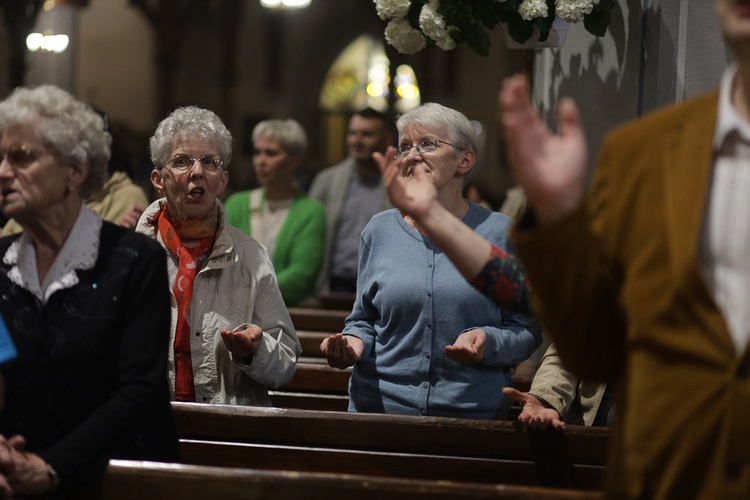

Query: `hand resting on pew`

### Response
(502, 388, 565, 430)
(320, 333, 364, 369)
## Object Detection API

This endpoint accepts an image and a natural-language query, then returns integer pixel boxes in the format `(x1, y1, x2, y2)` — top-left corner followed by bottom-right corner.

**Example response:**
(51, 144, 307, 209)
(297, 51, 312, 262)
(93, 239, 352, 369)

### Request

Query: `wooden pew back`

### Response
(103, 460, 604, 499)
(173, 403, 608, 489)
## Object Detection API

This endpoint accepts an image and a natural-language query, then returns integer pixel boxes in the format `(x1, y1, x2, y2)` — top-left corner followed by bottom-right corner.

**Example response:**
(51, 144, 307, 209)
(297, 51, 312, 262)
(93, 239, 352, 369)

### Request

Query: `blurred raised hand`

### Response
(499, 75, 588, 225)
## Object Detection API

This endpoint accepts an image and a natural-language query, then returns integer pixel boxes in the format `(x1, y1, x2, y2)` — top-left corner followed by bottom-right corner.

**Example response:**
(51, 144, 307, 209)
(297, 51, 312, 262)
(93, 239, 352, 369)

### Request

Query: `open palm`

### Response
(500, 75, 588, 225)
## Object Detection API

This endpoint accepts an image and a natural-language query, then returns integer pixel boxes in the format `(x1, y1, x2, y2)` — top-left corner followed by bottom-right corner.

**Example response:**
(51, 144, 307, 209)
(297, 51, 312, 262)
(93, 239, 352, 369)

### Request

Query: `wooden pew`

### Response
(173, 402, 609, 490)
(288, 307, 348, 333)
(268, 390, 349, 412)
(103, 460, 603, 499)
(315, 291, 356, 311)
(178, 439, 604, 489)
(296, 330, 329, 355)
(271, 308, 351, 410)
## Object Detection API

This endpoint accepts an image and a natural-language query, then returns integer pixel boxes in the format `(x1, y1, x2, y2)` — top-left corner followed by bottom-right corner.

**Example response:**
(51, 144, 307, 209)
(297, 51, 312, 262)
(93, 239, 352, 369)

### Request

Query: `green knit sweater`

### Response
(224, 187, 326, 305)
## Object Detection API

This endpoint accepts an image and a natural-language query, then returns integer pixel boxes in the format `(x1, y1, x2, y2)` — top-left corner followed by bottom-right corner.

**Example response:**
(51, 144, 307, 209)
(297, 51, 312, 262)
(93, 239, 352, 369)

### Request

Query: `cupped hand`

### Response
(445, 329, 486, 366)
(221, 325, 263, 360)
(320, 333, 364, 370)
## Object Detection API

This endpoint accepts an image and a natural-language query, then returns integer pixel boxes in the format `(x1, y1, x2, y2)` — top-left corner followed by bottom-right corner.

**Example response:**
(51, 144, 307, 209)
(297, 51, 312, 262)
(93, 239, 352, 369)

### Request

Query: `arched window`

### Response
(319, 34, 420, 163)
(319, 34, 420, 113)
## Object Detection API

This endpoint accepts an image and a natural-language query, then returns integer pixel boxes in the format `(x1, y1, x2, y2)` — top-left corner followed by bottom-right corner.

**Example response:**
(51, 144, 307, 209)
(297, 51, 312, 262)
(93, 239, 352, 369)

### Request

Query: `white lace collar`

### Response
(3, 205, 102, 303)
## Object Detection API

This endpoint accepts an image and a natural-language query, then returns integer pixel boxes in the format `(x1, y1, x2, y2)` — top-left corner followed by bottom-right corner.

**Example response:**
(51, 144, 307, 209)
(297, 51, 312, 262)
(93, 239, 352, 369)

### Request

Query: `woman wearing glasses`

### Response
(321, 103, 541, 419)
(136, 106, 301, 406)
(0, 85, 178, 496)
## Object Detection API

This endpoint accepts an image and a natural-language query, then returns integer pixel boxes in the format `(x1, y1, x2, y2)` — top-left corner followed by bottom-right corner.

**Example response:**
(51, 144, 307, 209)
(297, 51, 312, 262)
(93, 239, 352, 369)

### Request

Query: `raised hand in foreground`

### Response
(499, 74, 588, 225)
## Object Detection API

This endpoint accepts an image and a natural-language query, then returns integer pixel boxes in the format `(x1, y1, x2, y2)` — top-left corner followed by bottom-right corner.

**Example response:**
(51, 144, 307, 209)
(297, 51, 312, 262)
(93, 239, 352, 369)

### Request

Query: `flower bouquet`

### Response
(374, 0, 617, 56)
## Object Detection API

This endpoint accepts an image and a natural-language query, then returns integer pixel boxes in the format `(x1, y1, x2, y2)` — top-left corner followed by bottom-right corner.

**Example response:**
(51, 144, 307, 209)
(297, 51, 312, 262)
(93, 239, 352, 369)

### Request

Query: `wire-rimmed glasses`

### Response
(165, 154, 224, 172)
(393, 139, 463, 159)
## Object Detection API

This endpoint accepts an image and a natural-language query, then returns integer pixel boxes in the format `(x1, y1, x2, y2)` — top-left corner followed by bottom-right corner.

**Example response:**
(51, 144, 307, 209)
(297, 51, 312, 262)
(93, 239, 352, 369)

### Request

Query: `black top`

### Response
(0, 222, 179, 494)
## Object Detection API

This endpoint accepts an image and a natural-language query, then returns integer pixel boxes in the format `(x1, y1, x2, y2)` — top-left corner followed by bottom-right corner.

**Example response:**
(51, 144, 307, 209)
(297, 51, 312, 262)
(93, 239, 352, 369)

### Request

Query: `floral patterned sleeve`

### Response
(469, 244, 531, 313)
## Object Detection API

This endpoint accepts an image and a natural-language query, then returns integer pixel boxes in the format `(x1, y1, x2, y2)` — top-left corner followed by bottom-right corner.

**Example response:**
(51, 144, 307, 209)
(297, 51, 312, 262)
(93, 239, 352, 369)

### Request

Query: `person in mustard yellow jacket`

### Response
(501, 2, 750, 497)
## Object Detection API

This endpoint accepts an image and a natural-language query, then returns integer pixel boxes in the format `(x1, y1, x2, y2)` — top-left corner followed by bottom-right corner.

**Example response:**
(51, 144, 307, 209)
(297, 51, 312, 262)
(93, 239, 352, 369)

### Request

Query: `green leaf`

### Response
(594, 0, 617, 12)
(496, 0, 522, 23)
(466, 22, 491, 56)
(407, 0, 427, 28)
(507, 19, 534, 44)
(476, 0, 501, 28)
(536, 8, 555, 42)
(584, 9, 612, 37)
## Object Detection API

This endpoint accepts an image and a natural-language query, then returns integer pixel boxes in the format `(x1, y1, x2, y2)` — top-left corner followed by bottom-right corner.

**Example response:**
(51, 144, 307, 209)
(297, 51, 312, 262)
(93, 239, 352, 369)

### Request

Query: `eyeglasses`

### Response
(165, 154, 224, 172)
(0, 145, 40, 170)
(393, 139, 463, 159)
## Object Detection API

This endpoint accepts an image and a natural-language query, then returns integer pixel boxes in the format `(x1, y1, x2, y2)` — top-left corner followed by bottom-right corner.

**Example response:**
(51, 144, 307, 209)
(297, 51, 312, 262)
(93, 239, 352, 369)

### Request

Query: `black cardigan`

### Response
(0, 222, 179, 494)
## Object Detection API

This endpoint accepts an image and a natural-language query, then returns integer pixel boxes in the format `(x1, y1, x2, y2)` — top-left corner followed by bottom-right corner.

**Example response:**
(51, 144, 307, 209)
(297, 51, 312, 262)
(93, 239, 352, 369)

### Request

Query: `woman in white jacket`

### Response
(137, 106, 301, 405)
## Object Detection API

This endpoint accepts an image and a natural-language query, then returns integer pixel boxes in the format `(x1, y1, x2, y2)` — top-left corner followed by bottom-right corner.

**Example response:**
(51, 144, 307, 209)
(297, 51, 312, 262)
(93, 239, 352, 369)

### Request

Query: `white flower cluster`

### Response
(384, 17, 426, 54)
(518, 0, 549, 21)
(375, 0, 606, 54)
(555, 0, 599, 23)
(374, 0, 410, 20)
(375, 0, 455, 54)
(419, 1, 456, 50)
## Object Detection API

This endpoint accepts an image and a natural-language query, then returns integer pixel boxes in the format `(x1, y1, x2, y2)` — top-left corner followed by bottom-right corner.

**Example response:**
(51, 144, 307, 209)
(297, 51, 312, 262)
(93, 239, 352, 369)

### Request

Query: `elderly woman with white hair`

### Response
(0, 85, 178, 496)
(321, 102, 541, 419)
(225, 119, 325, 306)
(136, 106, 301, 406)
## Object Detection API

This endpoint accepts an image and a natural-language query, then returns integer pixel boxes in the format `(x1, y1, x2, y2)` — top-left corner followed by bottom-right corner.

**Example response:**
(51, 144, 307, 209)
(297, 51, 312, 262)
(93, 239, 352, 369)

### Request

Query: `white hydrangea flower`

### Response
(385, 17, 427, 54)
(518, 0, 549, 21)
(373, 0, 411, 21)
(419, 2, 456, 51)
(555, 0, 598, 23)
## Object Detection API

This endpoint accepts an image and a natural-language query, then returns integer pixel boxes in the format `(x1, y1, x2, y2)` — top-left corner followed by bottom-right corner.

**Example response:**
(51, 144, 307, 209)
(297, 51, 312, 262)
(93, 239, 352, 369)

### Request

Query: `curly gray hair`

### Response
(252, 119, 308, 158)
(150, 106, 233, 169)
(0, 85, 111, 200)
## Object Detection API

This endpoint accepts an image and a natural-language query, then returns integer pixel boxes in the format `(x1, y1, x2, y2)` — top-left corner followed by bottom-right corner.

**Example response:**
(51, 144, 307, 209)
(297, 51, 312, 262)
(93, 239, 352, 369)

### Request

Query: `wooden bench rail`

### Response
(174, 403, 608, 463)
(173, 403, 609, 489)
(178, 438, 604, 489)
(288, 307, 348, 332)
(314, 291, 356, 311)
(269, 391, 349, 412)
(285, 362, 351, 393)
(297, 330, 328, 355)
(103, 460, 604, 500)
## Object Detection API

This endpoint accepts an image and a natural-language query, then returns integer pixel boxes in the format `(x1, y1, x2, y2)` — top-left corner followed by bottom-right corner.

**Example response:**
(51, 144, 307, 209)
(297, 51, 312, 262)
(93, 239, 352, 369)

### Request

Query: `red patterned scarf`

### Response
(154, 204, 217, 401)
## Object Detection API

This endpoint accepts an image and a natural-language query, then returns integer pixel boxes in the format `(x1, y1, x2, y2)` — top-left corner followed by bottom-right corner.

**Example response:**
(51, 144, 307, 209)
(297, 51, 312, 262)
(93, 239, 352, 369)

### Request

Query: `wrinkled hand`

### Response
(502, 387, 565, 430)
(499, 74, 588, 225)
(0, 434, 52, 496)
(320, 333, 364, 370)
(118, 206, 143, 230)
(445, 329, 486, 366)
(221, 325, 263, 361)
(374, 148, 438, 220)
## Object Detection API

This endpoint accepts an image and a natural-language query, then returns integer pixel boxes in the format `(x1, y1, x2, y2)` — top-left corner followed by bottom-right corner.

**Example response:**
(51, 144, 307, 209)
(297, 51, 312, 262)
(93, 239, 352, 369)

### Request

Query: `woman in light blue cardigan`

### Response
(321, 103, 542, 419)
(225, 119, 325, 306)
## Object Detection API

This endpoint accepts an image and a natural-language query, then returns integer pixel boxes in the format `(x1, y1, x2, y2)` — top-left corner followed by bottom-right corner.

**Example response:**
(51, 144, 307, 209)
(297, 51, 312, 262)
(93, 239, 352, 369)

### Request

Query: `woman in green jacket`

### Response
(225, 119, 325, 306)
